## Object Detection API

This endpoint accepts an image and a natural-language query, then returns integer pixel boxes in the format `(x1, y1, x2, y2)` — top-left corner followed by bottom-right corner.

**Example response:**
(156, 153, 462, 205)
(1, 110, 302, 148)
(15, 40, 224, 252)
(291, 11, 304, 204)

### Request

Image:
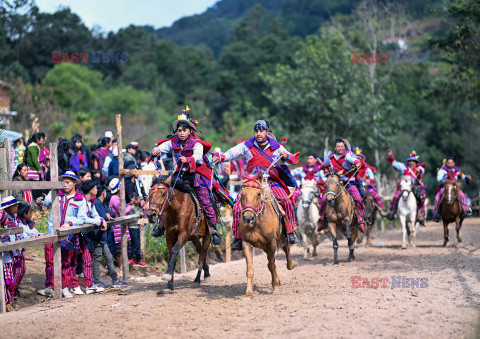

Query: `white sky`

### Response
(35, 0, 219, 33)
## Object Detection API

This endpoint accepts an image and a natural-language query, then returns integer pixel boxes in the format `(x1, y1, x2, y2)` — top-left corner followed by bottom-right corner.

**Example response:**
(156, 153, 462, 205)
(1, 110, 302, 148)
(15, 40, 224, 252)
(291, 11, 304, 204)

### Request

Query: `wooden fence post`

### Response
(116, 114, 129, 281)
(0, 147, 6, 200)
(50, 143, 62, 299)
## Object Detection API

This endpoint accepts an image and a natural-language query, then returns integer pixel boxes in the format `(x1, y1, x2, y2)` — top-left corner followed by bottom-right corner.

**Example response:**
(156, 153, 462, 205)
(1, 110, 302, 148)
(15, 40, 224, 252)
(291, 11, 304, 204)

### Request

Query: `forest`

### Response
(1, 0, 479, 198)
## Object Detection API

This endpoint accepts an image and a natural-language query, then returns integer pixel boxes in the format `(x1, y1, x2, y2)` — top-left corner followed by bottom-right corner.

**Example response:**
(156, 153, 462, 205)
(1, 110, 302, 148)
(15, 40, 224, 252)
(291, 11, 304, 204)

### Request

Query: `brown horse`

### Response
(239, 173, 295, 297)
(324, 173, 359, 265)
(440, 179, 464, 246)
(362, 189, 379, 247)
(147, 177, 211, 290)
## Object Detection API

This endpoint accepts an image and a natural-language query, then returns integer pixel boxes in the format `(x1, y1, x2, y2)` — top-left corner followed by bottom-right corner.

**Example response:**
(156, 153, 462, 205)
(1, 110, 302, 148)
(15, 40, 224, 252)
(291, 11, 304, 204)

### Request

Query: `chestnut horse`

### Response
(362, 189, 379, 247)
(324, 173, 359, 265)
(239, 173, 295, 297)
(147, 177, 211, 290)
(441, 179, 465, 246)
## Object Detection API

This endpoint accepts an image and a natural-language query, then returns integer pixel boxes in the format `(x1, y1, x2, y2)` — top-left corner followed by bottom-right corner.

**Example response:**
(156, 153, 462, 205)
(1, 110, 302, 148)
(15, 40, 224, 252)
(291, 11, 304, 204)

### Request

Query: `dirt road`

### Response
(4, 219, 480, 338)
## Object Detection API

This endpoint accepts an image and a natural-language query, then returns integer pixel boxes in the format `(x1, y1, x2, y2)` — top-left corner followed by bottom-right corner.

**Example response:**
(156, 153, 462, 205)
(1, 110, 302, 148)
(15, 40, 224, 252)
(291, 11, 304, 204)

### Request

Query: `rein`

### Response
(326, 166, 360, 201)
(239, 181, 265, 221)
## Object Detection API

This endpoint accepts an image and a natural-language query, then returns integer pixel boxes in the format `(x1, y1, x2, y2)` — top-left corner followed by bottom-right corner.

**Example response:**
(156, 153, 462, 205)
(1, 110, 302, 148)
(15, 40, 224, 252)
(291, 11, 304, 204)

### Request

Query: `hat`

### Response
(172, 106, 199, 132)
(131, 142, 139, 147)
(59, 171, 81, 184)
(109, 178, 120, 194)
(354, 147, 365, 159)
(105, 131, 113, 139)
(0, 196, 18, 210)
(406, 151, 419, 163)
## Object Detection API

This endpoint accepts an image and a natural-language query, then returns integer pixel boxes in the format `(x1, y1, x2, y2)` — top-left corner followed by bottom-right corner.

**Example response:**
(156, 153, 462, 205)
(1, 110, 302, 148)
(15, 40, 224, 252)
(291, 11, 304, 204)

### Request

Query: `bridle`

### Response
(239, 180, 265, 222)
(444, 181, 457, 204)
(147, 183, 170, 223)
(325, 167, 360, 201)
(301, 183, 318, 207)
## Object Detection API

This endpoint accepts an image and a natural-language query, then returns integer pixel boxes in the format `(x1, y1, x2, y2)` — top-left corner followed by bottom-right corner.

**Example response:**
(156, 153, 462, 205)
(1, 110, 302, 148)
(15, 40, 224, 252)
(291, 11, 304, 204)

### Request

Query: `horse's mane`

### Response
(151, 175, 194, 194)
(444, 178, 462, 190)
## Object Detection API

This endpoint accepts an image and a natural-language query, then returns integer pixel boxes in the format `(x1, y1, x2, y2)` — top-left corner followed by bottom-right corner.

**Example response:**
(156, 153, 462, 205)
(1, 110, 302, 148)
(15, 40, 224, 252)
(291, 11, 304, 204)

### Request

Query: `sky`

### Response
(35, 0, 219, 33)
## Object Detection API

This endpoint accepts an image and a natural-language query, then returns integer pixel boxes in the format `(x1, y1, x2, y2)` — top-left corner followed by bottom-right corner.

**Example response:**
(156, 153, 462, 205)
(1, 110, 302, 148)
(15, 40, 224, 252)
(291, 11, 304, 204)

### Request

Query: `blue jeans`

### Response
(128, 226, 141, 262)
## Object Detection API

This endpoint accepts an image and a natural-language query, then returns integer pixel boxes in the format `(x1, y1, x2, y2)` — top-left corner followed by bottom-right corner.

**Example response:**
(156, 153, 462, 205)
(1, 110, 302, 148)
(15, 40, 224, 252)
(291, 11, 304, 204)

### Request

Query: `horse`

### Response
(296, 178, 322, 258)
(362, 188, 379, 247)
(397, 176, 419, 249)
(239, 173, 295, 297)
(440, 179, 464, 246)
(324, 173, 359, 265)
(147, 177, 211, 291)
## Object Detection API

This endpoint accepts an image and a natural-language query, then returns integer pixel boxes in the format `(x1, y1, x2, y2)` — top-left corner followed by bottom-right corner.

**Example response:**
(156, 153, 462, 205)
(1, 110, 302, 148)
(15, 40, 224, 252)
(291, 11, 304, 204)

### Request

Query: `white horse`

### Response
(397, 176, 419, 249)
(296, 179, 322, 258)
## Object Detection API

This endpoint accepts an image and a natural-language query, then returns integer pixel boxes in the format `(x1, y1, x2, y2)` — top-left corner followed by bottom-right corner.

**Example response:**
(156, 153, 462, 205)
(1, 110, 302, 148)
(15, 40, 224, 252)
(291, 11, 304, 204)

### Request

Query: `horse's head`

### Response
(147, 179, 170, 223)
(325, 172, 341, 206)
(240, 173, 265, 227)
(444, 179, 460, 204)
(301, 178, 317, 209)
(400, 176, 412, 200)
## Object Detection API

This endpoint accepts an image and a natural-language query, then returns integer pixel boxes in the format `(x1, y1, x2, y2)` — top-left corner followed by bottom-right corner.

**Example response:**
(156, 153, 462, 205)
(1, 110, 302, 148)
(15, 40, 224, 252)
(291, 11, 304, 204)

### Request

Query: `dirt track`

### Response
(4, 219, 480, 338)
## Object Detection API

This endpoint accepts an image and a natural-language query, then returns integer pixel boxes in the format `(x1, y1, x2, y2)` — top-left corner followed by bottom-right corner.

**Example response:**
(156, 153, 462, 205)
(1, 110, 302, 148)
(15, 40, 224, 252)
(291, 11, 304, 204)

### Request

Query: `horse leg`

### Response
(243, 241, 254, 297)
(329, 222, 339, 265)
(443, 220, 449, 247)
(162, 232, 188, 287)
(281, 235, 295, 270)
(312, 228, 319, 257)
(190, 237, 205, 284)
(456, 216, 462, 243)
(266, 243, 280, 293)
(365, 222, 371, 247)
(342, 219, 354, 262)
(400, 216, 407, 249)
(299, 225, 308, 259)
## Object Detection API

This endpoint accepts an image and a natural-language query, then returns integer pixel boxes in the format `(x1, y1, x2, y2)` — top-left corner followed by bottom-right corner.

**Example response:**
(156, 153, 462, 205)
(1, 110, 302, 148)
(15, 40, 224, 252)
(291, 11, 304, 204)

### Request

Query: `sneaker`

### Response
(76, 272, 85, 278)
(386, 211, 395, 221)
(211, 234, 222, 246)
(111, 279, 128, 289)
(128, 259, 135, 265)
(71, 286, 84, 295)
(62, 288, 73, 299)
(37, 287, 54, 297)
(86, 284, 104, 294)
(136, 260, 148, 267)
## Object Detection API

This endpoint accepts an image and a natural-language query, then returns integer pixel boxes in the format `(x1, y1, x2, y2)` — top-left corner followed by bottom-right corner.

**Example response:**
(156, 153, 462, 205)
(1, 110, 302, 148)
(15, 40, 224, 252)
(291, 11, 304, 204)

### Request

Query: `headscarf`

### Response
(254, 120, 269, 131)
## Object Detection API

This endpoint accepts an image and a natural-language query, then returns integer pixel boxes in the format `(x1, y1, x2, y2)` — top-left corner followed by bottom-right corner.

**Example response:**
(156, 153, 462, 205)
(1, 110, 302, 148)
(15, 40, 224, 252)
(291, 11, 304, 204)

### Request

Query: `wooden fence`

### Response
(0, 134, 140, 314)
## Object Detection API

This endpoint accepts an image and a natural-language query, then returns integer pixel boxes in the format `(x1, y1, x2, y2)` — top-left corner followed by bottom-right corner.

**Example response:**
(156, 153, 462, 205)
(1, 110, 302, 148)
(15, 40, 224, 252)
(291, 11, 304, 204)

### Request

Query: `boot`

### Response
(210, 223, 222, 246)
(288, 232, 300, 244)
(466, 207, 472, 217)
(231, 238, 243, 251)
(317, 217, 327, 232)
(417, 212, 425, 226)
(386, 210, 396, 221)
(432, 212, 440, 222)
(151, 225, 164, 238)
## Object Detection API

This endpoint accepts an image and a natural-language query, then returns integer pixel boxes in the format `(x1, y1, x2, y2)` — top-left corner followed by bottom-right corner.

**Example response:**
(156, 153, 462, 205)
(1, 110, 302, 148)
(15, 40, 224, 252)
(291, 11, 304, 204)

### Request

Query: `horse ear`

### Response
(258, 172, 264, 182)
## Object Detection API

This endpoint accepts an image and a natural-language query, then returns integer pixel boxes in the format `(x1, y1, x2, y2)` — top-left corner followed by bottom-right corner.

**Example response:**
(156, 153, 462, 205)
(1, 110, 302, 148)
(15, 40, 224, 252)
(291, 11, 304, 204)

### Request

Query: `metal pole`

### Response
(116, 114, 129, 281)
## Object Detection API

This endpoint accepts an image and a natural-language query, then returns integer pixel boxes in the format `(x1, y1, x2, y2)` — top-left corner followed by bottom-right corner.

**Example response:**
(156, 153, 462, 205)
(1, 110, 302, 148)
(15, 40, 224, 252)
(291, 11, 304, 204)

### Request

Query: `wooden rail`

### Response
(0, 227, 23, 236)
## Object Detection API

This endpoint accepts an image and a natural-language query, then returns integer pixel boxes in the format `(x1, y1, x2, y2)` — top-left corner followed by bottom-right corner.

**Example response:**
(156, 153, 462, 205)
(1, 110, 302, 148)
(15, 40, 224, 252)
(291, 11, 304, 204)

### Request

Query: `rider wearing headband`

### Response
(213, 120, 300, 250)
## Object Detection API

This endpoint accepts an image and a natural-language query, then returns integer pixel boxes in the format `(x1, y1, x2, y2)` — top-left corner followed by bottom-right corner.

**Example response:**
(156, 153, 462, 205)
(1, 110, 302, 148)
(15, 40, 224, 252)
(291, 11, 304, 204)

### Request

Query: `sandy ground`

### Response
(4, 219, 480, 338)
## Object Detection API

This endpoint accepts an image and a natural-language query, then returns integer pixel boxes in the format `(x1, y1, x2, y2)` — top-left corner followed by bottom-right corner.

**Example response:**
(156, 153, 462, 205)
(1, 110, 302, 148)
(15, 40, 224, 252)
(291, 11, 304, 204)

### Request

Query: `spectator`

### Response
(78, 180, 107, 294)
(102, 140, 117, 177)
(91, 137, 111, 182)
(37, 171, 87, 299)
(124, 144, 137, 165)
(79, 169, 92, 181)
(69, 135, 89, 173)
(89, 169, 102, 183)
(108, 147, 119, 177)
(1, 196, 21, 312)
(37, 132, 50, 177)
(58, 138, 72, 175)
(128, 194, 147, 267)
(12, 164, 44, 208)
(12, 137, 26, 168)
(139, 151, 156, 194)
(108, 178, 131, 269)
(89, 184, 122, 288)
(25, 133, 43, 181)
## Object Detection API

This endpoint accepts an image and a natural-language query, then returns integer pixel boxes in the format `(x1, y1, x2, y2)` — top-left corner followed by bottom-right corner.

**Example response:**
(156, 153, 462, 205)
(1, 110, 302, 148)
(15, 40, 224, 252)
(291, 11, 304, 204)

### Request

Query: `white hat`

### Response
(1, 196, 18, 210)
(109, 178, 120, 194)
(58, 171, 81, 184)
(105, 131, 113, 139)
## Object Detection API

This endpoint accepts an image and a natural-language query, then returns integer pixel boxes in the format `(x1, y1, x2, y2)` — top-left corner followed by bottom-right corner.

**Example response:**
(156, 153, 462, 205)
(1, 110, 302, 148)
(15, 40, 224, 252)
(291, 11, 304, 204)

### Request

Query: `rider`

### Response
(386, 150, 426, 224)
(213, 120, 300, 250)
(354, 148, 385, 211)
(291, 152, 326, 200)
(149, 106, 227, 245)
(322, 139, 366, 232)
(432, 156, 472, 222)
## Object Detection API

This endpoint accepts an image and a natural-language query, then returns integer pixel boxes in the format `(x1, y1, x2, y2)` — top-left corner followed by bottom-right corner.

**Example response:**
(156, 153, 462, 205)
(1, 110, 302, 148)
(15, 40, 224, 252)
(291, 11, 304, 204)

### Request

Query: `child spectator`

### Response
(69, 135, 89, 173)
(12, 163, 44, 208)
(79, 169, 92, 181)
(1, 197, 20, 312)
(128, 194, 147, 267)
(108, 178, 131, 269)
(89, 184, 123, 287)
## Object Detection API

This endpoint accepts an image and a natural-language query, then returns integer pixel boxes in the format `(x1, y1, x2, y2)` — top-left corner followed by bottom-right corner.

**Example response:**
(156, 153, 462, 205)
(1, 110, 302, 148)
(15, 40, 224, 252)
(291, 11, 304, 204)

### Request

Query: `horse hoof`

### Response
(411, 243, 416, 248)
(287, 261, 296, 270)
(443, 240, 448, 247)
(333, 262, 339, 266)
(272, 287, 280, 293)
(244, 292, 254, 298)
(204, 272, 211, 279)
(193, 278, 201, 284)
(312, 253, 318, 257)
(162, 273, 173, 281)
(457, 237, 463, 243)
